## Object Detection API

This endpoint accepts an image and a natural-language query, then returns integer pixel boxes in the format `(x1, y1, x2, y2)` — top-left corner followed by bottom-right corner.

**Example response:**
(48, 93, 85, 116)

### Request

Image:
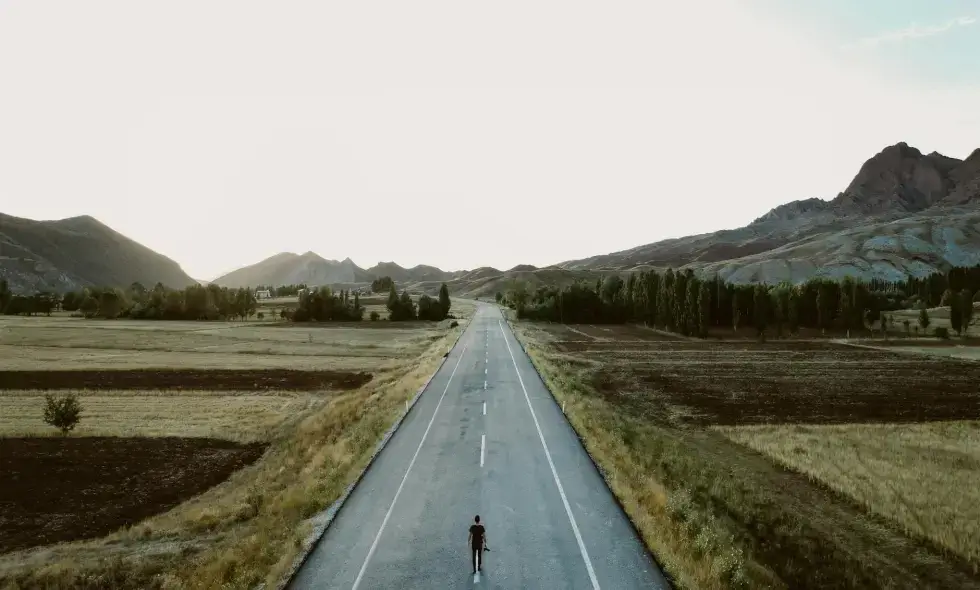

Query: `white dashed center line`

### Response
(480, 434, 485, 467)
(483, 401, 486, 415)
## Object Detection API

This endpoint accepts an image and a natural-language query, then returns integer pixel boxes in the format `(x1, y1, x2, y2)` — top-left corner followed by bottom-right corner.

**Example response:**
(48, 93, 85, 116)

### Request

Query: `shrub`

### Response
(43, 393, 83, 435)
(257, 312, 265, 320)
(450, 320, 459, 328)
(934, 327, 950, 339)
(370, 311, 380, 321)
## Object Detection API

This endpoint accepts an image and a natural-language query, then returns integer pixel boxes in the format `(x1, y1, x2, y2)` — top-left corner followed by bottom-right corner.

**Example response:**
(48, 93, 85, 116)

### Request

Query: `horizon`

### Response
(1, 1, 978, 280)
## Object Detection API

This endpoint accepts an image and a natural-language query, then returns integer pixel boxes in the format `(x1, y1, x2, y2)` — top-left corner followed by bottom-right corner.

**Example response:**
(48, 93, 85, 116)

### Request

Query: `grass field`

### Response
(510, 320, 980, 590)
(0, 307, 467, 589)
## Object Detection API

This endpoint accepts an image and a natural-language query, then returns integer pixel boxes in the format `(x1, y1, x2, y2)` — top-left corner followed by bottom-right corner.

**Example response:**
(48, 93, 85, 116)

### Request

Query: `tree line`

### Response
(1, 278, 454, 324)
(503, 265, 980, 338)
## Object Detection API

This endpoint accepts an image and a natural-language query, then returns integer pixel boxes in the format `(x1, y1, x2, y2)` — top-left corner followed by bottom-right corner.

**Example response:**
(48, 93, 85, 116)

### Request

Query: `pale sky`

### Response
(1, 1, 978, 280)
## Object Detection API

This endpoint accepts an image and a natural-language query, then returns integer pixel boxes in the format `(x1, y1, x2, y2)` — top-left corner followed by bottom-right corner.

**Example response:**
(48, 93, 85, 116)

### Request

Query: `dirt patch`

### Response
(0, 369, 372, 391)
(0, 436, 268, 554)
(543, 325, 980, 425)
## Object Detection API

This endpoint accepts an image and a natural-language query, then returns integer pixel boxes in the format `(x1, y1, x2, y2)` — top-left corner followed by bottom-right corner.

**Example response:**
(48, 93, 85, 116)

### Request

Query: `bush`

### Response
(934, 327, 950, 339)
(370, 311, 380, 321)
(43, 393, 83, 435)
(257, 312, 265, 320)
(450, 320, 459, 328)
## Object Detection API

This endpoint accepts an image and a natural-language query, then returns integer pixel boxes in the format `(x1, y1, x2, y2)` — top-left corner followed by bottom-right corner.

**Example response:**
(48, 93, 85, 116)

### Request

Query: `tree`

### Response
(961, 289, 975, 336)
(43, 393, 82, 435)
(61, 291, 81, 312)
(918, 304, 930, 333)
(696, 281, 711, 338)
(950, 293, 963, 335)
(79, 295, 99, 318)
(372, 276, 394, 293)
(370, 310, 380, 321)
(495, 292, 503, 304)
(787, 289, 800, 335)
(99, 289, 124, 319)
(438, 283, 452, 318)
(753, 285, 769, 339)
(0, 278, 11, 312)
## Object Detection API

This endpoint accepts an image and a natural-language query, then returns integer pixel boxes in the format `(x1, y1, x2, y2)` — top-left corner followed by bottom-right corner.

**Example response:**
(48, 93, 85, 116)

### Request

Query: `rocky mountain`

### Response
(555, 142, 980, 284)
(0, 213, 196, 293)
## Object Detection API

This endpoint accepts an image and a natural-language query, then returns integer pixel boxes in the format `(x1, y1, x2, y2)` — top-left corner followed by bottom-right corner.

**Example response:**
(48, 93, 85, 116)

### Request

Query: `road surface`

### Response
(289, 303, 670, 589)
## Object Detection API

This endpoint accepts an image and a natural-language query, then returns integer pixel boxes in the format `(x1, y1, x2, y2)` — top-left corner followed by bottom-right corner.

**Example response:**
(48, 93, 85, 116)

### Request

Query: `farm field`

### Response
(0, 311, 464, 589)
(511, 320, 980, 590)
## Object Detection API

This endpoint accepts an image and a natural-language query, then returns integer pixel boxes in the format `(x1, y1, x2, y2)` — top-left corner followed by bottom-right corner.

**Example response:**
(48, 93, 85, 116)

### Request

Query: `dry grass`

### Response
(0, 390, 316, 443)
(719, 421, 980, 565)
(0, 314, 465, 590)
(510, 320, 980, 590)
(0, 316, 444, 371)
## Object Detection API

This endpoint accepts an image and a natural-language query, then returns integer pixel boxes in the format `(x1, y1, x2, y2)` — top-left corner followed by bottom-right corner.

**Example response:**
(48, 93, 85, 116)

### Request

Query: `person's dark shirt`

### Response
(469, 524, 485, 547)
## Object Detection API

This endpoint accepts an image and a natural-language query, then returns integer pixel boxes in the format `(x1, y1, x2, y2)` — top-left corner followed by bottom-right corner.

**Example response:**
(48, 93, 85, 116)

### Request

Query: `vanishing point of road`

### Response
(289, 303, 670, 589)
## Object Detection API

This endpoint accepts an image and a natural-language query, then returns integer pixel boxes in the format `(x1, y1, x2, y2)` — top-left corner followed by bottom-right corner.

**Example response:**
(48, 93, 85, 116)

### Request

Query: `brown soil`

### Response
(550, 325, 980, 425)
(0, 436, 267, 554)
(0, 369, 372, 391)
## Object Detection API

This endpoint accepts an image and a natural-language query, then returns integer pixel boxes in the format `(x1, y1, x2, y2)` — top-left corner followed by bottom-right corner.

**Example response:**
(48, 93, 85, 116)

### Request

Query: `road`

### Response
(289, 303, 670, 589)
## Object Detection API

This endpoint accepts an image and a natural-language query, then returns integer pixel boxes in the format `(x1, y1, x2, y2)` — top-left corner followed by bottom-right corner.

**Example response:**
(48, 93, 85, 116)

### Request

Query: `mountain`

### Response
(0, 213, 196, 293)
(364, 261, 456, 284)
(555, 142, 980, 284)
(211, 252, 375, 288)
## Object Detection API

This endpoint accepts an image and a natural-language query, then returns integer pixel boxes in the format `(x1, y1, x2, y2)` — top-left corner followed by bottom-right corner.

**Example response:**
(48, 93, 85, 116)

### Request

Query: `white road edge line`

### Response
(499, 320, 601, 590)
(350, 345, 468, 590)
(480, 434, 486, 467)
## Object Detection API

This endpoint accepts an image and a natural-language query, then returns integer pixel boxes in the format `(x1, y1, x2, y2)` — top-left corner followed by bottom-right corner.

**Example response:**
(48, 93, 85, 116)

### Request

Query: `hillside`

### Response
(556, 142, 980, 284)
(211, 252, 374, 288)
(0, 213, 195, 293)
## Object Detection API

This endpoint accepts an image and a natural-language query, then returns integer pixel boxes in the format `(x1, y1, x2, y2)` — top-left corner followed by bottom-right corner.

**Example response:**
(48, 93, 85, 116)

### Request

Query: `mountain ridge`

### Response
(0, 212, 195, 293)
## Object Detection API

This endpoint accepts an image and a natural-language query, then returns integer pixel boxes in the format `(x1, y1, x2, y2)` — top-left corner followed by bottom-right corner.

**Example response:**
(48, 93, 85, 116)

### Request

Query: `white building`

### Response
(255, 289, 272, 300)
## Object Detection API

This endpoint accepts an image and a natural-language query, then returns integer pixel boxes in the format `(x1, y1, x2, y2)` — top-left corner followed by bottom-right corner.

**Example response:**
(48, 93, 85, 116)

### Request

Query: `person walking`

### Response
(468, 515, 487, 573)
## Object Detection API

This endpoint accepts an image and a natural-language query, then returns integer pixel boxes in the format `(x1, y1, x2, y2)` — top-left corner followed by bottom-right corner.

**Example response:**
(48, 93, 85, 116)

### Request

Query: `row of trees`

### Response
(1, 277, 456, 323)
(505, 265, 980, 338)
(1, 281, 260, 321)
(386, 283, 452, 321)
(292, 287, 364, 321)
(372, 276, 394, 293)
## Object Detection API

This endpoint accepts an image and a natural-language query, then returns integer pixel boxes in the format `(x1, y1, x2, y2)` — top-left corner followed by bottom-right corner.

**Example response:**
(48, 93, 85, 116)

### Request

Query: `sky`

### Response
(1, 1, 978, 280)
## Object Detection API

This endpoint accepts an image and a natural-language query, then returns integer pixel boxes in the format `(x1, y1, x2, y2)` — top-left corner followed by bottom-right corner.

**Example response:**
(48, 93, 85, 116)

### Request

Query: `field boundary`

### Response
(273, 324, 467, 590)
(504, 318, 675, 588)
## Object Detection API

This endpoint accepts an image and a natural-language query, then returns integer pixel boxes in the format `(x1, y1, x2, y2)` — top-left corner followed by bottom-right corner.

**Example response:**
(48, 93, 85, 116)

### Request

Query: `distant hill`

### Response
(0, 213, 196, 293)
(211, 252, 375, 288)
(555, 142, 980, 284)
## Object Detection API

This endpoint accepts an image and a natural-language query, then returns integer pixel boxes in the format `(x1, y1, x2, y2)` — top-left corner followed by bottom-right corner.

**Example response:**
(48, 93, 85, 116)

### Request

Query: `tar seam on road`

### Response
(480, 434, 486, 467)
(350, 345, 468, 590)
(499, 320, 601, 590)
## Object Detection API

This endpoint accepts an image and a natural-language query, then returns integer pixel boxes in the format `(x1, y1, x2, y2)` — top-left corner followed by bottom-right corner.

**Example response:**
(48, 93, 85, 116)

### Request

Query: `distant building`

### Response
(255, 289, 272, 300)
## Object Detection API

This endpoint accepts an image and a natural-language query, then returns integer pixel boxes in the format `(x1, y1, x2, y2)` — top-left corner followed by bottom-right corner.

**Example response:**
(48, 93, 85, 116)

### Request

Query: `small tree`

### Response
(43, 393, 82, 435)
(370, 310, 380, 321)
(438, 283, 451, 319)
(902, 319, 910, 338)
(950, 296, 963, 336)
(918, 304, 930, 332)
(960, 289, 974, 336)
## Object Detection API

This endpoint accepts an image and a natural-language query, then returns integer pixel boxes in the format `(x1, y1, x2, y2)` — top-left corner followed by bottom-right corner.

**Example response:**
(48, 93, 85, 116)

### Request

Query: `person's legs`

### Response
(477, 545, 482, 571)
(472, 547, 477, 573)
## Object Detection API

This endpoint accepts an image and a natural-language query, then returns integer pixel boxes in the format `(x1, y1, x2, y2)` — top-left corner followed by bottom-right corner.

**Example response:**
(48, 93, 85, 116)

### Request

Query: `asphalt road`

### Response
(289, 303, 670, 589)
